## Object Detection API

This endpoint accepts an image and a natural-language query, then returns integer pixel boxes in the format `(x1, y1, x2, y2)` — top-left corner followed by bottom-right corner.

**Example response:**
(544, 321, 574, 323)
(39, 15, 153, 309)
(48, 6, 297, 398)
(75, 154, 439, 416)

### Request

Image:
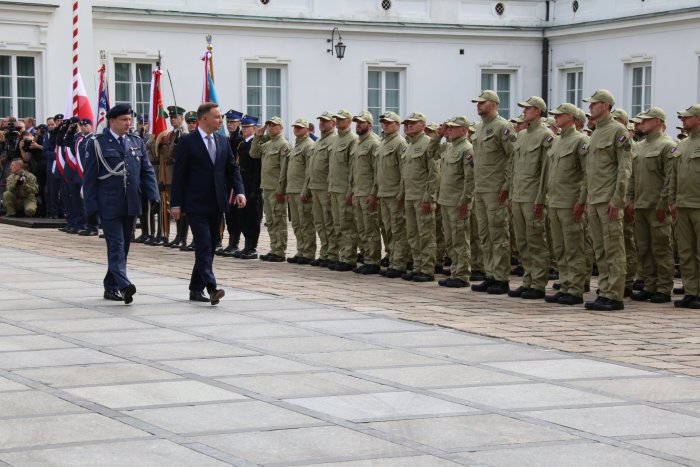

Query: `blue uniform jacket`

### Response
(83, 128, 159, 217)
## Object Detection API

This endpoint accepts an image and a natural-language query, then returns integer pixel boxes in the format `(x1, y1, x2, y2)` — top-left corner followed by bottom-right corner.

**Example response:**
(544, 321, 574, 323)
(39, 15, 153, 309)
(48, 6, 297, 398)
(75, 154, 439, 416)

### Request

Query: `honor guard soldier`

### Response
(285, 118, 316, 264)
(62, 117, 88, 233)
(303, 111, 338, 267)
(351, 111, 382, 274)
(232, 115, 263, 259)
(251, 116, 292, 262)
(670, 104, 700, 309)
(221, 109, 245, 256)
(83, 103, 159, 304)
(508, 96, 552, 300)
(76, 118, 99, 235)
(156, 107, 188, 248)
(627, 107, 676, 304)
(470, 90, 517, 294)
(543, 103, 589, 305)
(582, 89, 632, 311)
(400, 112, 438, 282)
(226, 110, 242, 141)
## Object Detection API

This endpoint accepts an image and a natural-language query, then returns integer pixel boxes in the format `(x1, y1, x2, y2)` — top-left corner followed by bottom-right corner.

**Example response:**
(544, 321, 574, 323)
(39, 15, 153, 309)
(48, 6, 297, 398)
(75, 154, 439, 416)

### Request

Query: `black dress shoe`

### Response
(149, 236, 167, 246)
(334, 262, 354, 272)
(471, 278, 494, 292)
(310, 258, 321, 266)
(103, 290, 122, 301)
(296, 257, 312, 265)
(121, 284, 136, 305)
(267, 254, 285, 263)
(78, 229, 99, 236)
(689, 297, 700, 309)
(675, 295, 696, 308)
(600, 299, 624, 311)
(384, 268, 405, 279)
(487, 281, 509, 295)
(319, 259, 329, 268)
(222, 246, 239, 257)
(545, 291, 565, 303)
(167, 237, 183, 248)
(185, 242, 195, 251)
(259, 253, 270, 261)
(189, 290, 209, 302)
(361, 264, 381, 275)
(559, 294, 583, 305)
(133, 233, 148, 243)
(445, 278, 469, 288)
(142, 235, 156, 245)
(208, 288, 225, 305)
(214, 243, 225, 255)
(401, 272, 414, 281)
(521, 288, 545, 299)
(352, 265, 363, 273)
(438, 278, 449, 287)
(287, 256, 299, 263)
(508, 286, 528, 298)
(413, 273, 434, 282)
(631, 291, 653, 301)
(239, 249, 258, 260)
(649, 293, 671, 304)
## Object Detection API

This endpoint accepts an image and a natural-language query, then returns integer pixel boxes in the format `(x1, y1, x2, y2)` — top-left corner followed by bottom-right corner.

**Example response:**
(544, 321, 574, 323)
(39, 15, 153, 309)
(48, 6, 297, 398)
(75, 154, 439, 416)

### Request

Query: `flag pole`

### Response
(71, 0, 79, 116)
(155, 51, 170, 240)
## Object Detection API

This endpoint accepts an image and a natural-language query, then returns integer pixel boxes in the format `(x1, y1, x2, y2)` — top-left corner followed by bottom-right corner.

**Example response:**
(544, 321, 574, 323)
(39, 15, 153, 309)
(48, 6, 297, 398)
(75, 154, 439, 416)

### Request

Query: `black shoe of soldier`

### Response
(510, 265, 525, 277)
(297, 257, 312, 265)
(103, 289, 122, 301)
(552, 282, 561, 290)
(508, 286, 527, 298)
(287, 256, 299, 263)
(384, 269, 406, 279)
(361, 264, 381, 275)
(471, 278, 494, 292)
(401, 271, 414, 281)
(470, 270, 486, 282)
(689, 297, 700, 309)
(521, 288, 545, 300)
(631, 290, 653, 301)
(633, 279, 645, 291)
(559, 294, 583, 305)
(189, 290, 209, 302)
(673, 287, 685, 295)
(267, 254, 285, 263)
(352, 265, 363, 273)
(675, 295, 696, 308)
(445, 278, 469, 288)
(413, 273, 434, 282)
(334, 262, 354, 272)
(380, 255, 390, 267)
(487, 281, 509, 295)
(649, 293, 671, 304)
(545, 291, 565, 303)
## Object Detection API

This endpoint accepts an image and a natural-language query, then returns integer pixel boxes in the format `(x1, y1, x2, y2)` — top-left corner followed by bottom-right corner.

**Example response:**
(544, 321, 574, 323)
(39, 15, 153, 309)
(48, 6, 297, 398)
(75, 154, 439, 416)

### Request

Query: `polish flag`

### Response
(64, 70, 94, 122)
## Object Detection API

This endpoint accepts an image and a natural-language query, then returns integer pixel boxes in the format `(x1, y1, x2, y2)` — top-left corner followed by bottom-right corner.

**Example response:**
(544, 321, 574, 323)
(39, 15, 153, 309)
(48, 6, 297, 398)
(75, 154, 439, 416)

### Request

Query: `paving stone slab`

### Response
(239, 335, 381, 354)
(360, 331, 496, 348)
(191, 323, 323, 340)
(163, 355, 321, 377)
(27, 317, 155, 333)
(110, 341, 259, 361)
(569, 376, 700, 402)
(64, 328, 201, 347)
(667, 401, 700, 415)
(139, 312, 267, 327)
(628, 436, 700, 463)
(359, 365, 527, 388)
(246, 308, 367, 322)
(0, 348, 124, 369)
(0, 335, 76, 352)
(0, 391, 85, 417)
(15, 362, 181, 388)
(298, 349, 448, 369)
(297, 456, 464, 466)
(418, 344, 571, 363)
(301, 318, 430, 334)
(1, 308, 109, 322)
(486, 358, 658, 380)
(0, 377, 28, 392)
(0, 323, 35, 336)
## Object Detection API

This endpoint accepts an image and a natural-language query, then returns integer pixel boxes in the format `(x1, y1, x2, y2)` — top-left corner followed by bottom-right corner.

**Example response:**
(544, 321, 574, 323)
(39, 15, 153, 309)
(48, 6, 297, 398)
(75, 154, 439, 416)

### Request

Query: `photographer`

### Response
(21, 127, 48, 216)
(2, 158, 38, 217)
(1, 120, 22, 195)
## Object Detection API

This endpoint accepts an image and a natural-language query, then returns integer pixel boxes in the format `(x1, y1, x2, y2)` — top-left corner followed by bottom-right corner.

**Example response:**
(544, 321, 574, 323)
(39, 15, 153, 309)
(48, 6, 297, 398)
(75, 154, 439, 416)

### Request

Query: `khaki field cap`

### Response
(575, 108, 587, 122)
(626, 123, 635, 131)
(630, 114, 643, 124)
(472, 90, 500, 104)
(639, 106, 667, 122)
(611, 108, 630, 124)
(468, 124, 476, 133)
(352, 111, 374, 124)
(678, 104, 700, 117)
(402, 112, 427, 123)
(545, 117, 558, 128)
(446, 115, 471, 128)
(334, 109, 353, 120)
(583, 89, 615, 106)
(292, 118, 309, 128)
(265, 116, 283, 126)
(517, 96, 547, 113)
(510, 114, 525, 124)
(317, 111, 335, 121)
(426, 122, 439, 131)
(549, 103, 578, 117)
(380, 111, 401, 123)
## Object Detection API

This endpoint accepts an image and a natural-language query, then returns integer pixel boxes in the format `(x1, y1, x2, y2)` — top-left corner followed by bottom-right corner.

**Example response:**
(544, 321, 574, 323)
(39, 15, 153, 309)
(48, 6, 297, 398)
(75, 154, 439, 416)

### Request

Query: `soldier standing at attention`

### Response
(251, 116, 291, 262)
(400, 112, 438, 282)
(327, 109, 359, 272)
(470, 91, 516, 295)
(670, 104, 700, 309)
(351, 111, 382, 274)
(628, 107, 676, 303)
(582, 89, 632, 311)
(304, 112, 337, 268)
(508, 96, 552, 300)
(157, 107, 188, 249)
(285, 118, 316, 264)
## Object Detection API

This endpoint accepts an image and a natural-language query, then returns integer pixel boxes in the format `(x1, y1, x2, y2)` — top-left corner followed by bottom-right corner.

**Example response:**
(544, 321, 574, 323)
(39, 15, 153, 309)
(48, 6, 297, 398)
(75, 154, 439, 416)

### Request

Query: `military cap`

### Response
(638, 106, 666, 122)
(334, 109, 353, 120)
(626, 123, 635, 131)
(472, 90, 500, 104)
(185, 111, 197, 123)
(510, 114, 525, 124)
(575, 108, 587, 122)
(265, 116, 283, 126)
(68, 116, 80, 124)
(317, 111, 335, 121)
(445, 115, 471, 128)
(677, 104, 700, 117)
(583, 89, 615, 106)
(79, 118, 92, 125)
(105, 104, 131, 119)
(36, 123, 48, 131)
(224, 109, 244, 120)
(292, 118, 309, 128)
(167, 105, 186, 117)
(549, 103, 579, 117)
(380, 111, 401, 123)
(137, 114, 148, 124)
(630, 114, 644, 124)
(517, 96, 547, 112)
(544, 117, 558, 128)
(240, 114, 259, 126)
(402, 112, 427, 123)
(611, 108, 629, 124)
(468, 124, 476, 133)
(54, 113, 64, 120)
(352, 110, 374, 124)
(426, 122, 439, 132)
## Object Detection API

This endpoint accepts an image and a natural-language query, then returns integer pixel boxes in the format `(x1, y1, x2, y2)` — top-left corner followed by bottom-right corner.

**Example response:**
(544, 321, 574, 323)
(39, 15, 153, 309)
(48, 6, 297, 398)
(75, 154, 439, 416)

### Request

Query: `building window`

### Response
(481, 71, 512, 118)
(368, 69, 402, 132)
(565, 69, 583, 108)
(631, 64, 652, 117)
(246, 66, 283, 122)
(114, 62, 152, 118)
(0, 55, 36, 119)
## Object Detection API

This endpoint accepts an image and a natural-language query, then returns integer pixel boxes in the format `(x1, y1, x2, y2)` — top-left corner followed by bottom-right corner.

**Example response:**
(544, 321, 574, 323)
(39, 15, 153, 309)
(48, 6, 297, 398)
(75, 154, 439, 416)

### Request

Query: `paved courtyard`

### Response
(0, 224, 699, 465)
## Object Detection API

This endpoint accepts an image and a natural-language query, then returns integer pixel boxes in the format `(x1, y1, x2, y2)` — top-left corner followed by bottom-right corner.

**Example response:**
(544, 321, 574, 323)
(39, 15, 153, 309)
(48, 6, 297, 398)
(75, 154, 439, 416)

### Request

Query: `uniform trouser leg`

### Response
(512, 201, 549, 291)
(241, 192, 263, 249)
(288, 194, 315, 258)
(102, 215, 136, 291)
(470, 209, 483, 272)
(22, 197, 37, 217)
(68, 182, 86, 229)
(225, 206, 242, 247)
(435, 206, 446, 267)
(262, 189, 287, 257)
(405, 199, 436, 275)
(354, 200, 366, 257)
(475, 192, 511, 282)
(584, 218, 594, 287)
(187, 212, 221, 292)
(676, 208, 700, 296)
(356, 195, 381, 266)
(442, 204, 470, 282)
(331, 192, 357, 264)
(624, 220, 638, 289)
(311, 189, 336, 261)
(550, 207, 587, 297)
(379, 206, 392, 256)
(509, 210, 519, 263)
(2, 192, 16, 215)
(546, 215, 557, 271)
(380, 197, 408, 271)
(635, 208, 675, 295)
(589, 203, 626, 301)
(59, 179, 70, 219)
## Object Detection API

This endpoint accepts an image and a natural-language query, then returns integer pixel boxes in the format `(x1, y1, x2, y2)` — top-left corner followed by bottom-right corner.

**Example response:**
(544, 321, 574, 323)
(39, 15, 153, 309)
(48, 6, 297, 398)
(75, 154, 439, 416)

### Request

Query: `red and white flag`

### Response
(149, 69, 168, 138)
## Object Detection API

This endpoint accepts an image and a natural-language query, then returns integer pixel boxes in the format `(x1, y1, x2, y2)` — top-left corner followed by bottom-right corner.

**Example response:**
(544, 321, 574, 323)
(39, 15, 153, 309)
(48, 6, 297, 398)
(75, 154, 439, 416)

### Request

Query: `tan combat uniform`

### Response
(286, 134, 315, 260)
(3, 170, 38, 216)
(328, 128, 359, 266)
(376, 132, 408, 272)
(351, 131, 381, 266)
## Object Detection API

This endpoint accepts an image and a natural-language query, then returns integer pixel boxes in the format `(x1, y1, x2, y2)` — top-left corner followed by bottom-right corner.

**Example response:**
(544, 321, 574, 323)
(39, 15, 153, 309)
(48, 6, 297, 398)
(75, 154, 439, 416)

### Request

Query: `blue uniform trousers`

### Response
(67, 182, 86, 230)
(101, 215, 136, 291)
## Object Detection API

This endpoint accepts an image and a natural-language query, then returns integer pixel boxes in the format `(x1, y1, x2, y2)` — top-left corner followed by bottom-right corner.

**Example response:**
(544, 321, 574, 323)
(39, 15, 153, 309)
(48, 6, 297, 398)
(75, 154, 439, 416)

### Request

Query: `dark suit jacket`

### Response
(171, 130, 244, 214)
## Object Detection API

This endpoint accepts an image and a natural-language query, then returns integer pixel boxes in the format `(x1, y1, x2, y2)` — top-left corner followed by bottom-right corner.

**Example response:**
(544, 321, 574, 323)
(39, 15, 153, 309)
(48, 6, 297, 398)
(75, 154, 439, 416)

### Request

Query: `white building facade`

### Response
(1, 0, 699, 132)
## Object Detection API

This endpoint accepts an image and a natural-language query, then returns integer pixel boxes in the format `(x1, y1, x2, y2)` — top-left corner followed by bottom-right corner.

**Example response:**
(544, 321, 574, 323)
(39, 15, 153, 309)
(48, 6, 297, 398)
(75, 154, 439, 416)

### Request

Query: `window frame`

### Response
(113, 60, 154, 119)
(0, 53, 38, 119)
(366, 67, 405, 133)
(629, 63, 652, 117)
(563, 68, 584, 108)
(479, 70, 516, 119)
(245, 65, 286, 125)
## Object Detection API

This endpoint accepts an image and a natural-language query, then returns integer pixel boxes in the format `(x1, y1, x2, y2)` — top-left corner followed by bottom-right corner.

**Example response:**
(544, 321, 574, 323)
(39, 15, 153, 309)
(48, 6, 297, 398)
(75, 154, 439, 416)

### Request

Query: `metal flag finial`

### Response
(206, 34, 213, 52)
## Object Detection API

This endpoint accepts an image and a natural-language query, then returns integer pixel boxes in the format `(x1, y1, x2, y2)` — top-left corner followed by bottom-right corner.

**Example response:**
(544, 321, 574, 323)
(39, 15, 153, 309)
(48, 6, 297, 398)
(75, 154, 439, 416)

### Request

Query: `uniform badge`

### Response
(581, 143, 588, 151)
(486, 129, 493, 135)
(546, 135, 554, 143)
(671, 147, 677, 153)
(503, 128, 510, 136)
(623, 143, 631, 151)
(618, 135, 627, 143)
(282, 147, 290, 157)
(465, 153, 473, 162)
(509, 135, 517, 142)
(400, 147, 407, 154)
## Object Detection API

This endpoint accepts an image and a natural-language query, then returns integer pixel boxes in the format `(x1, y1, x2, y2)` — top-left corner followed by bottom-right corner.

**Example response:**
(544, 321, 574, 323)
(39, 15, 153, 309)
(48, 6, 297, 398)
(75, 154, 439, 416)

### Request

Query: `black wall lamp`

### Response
(327, 27, 346, 60)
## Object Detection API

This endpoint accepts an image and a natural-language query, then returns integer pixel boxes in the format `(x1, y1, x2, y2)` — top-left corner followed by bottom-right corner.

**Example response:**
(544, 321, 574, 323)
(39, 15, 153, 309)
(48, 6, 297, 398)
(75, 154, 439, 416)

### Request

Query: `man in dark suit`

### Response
(171, 102, 246, 305)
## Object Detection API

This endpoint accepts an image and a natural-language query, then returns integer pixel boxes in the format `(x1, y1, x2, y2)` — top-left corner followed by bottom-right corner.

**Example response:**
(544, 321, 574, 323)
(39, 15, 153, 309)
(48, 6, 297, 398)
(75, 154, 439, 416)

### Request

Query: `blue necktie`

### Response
(117, 136, 125, 152)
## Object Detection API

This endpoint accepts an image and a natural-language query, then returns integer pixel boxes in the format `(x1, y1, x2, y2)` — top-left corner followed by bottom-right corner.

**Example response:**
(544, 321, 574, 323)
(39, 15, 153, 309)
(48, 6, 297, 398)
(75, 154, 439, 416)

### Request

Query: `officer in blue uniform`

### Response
(44, 114, 64, 218)
(83, 104, 159, 304)
(76, 118, 99, 236)
(62, 117, 87, 233)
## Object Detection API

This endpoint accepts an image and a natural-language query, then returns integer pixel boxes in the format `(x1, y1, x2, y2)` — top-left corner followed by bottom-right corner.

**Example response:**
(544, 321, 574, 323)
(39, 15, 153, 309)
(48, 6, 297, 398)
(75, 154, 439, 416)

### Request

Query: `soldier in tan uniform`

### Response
(543, 103, 589, 305)
(582, 89, 632, 311)
(434, 116, 474, 287)
(351, 111, 381, 274)
(426, 122, 448, 273)
(286, 118, 316, 264)
(3, 159, 38, 217)
(251, 116, 292, 262)
(467, 124, 485, 282)
(670, 104, 700, 309)
(304, 112, 337, 268)
(508, 96, 552, 299)
(400, 112, 438, 282)
(375, 112, 409, 278)
(470, 90, 517, 295)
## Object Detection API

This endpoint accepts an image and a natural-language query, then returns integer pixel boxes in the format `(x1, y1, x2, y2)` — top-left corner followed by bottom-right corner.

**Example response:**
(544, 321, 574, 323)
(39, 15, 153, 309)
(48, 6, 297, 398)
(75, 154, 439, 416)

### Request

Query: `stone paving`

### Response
(0, 227, 699, 465)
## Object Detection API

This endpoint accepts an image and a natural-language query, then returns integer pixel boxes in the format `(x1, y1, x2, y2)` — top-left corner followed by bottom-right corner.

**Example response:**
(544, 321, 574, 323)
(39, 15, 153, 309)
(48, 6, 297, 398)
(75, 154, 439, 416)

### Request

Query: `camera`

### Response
(16, 174, 25, 186)
(23, 138, 33, 150)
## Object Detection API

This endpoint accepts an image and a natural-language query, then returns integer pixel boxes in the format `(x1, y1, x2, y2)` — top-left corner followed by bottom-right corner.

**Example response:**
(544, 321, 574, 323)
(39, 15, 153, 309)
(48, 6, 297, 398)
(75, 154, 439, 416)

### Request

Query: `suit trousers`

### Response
(101, 215, 136, 291)
(188, 212, 223, 292)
